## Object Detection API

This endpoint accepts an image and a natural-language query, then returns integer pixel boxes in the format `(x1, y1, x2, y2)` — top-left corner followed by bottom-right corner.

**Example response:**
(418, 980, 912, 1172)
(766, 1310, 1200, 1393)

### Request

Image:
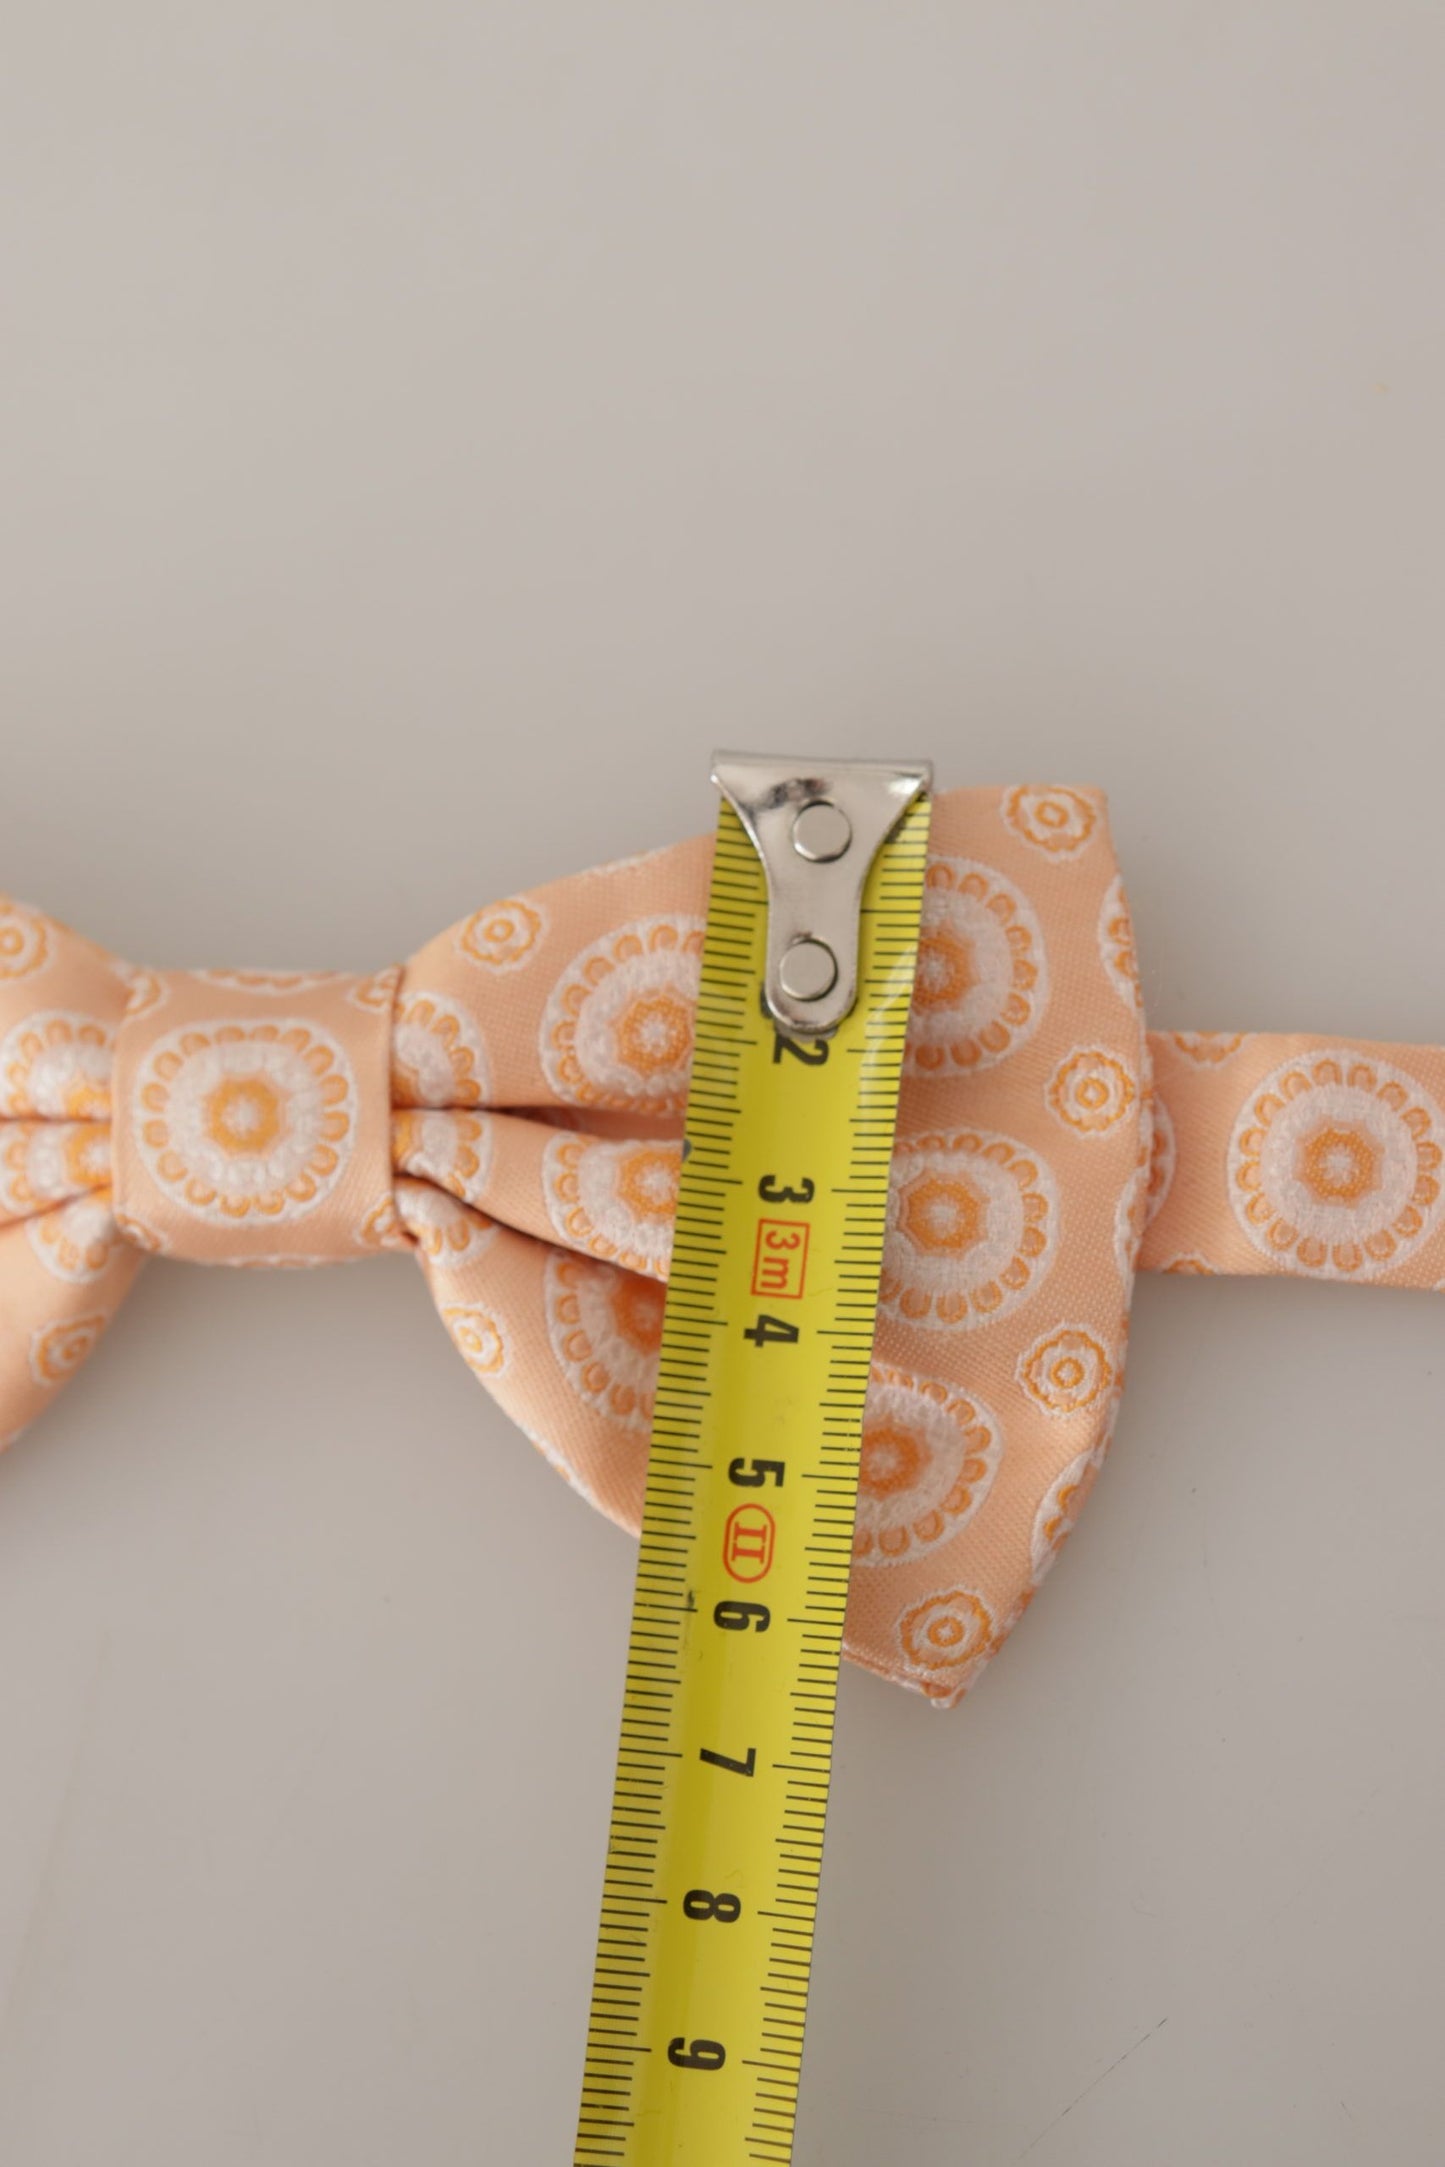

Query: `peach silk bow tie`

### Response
(4, 783, 1441, 1704)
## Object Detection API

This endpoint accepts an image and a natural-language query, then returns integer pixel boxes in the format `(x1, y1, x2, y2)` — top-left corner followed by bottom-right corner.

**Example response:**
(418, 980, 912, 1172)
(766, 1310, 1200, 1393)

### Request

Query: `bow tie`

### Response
(5, 782, 1441, 1705)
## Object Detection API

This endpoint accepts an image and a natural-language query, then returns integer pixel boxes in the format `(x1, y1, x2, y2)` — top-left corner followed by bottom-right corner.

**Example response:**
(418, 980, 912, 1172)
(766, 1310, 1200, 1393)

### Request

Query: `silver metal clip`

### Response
(710, 752, 932, 1037)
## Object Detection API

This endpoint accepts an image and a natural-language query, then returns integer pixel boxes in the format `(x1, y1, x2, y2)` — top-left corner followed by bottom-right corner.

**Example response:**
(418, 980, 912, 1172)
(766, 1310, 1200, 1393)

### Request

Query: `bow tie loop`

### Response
(109, 967, 401, 1266)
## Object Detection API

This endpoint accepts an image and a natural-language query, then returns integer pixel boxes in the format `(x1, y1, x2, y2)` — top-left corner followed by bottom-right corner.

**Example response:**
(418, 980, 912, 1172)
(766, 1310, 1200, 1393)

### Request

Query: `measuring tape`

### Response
(574, 754, 931, 2166)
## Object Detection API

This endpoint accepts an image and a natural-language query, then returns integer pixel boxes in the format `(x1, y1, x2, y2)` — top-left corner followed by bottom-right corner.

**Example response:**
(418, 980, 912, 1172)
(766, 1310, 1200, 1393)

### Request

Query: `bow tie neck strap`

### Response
(1139, 1031, 1445, 1286)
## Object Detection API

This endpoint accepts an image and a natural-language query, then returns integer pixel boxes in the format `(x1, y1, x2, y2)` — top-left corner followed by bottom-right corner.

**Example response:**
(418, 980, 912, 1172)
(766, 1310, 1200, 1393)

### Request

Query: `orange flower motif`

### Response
(28, 1312, 108, 1387)
(544, 1252, 665, 1432)
(1047, 1047, 1138, 1136)
(1030, 1447, 1105, 1585)
(905, 858, 1048, 1076)
(117, 963, 166, 1017)
(881, 1129, 1058, 1329)
(0, 1119, 108, 1219)
(113, 1208, 168, 1254)
(0, 1013, 112, 1120)
(395, 1180, 496, 1269)
(1097, 875, 1143, 1012)
(542, 1132, 679, 1279)
(458, 897, 546, 971)
(347, 966, 402, 1015)
(1002, 786, 1098, 857)
(27, 1198, 120, 1283)
(442, 1304, 507, 1377)
(392, 991, 490, 1109)
(1162, 1252, 1215, 1274)
(854, 1365, 1002, 1564)
(1170, 1031, 1246, 1066)
(1228, 1050, 1445, 1279)
(897, 1588, 996, 1677)
(540, 916, 705, 1114)
(1017, 1325, 1114, 1416)
(0, 898, 51, 980)
(393, 1109, 493, 1208)
(133, 1020, 355, 1226)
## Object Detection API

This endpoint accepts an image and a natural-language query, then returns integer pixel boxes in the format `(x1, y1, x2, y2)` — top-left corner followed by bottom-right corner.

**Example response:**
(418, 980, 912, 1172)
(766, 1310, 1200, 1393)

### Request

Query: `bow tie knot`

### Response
(110, 966, 401, 1266)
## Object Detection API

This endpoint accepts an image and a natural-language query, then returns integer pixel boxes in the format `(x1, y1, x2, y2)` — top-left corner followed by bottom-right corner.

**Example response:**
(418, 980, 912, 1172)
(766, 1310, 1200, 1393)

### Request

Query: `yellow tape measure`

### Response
(575, 756, 931, 2166)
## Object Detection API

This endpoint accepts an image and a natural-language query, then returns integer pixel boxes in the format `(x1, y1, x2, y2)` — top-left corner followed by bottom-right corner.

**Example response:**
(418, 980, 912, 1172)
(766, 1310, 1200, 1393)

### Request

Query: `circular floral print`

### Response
(0, 1013, 112, 1120)
(1228, 1049, 1445, 1279)
(1002, 786, 1098, 858)
(113, 1209, 168, 1254)
(1047, 1047, 1138, 1137)
(26, 1197, 120, 1283)
(393, 1108, 494, 1209)
(896, 1588, 996, 1682)
(132, 1019, 355, 1225)
(0, 1119, 108, 1217)
(395, 1180, 497, 1270)
(1030, 1447, 1105, 1585)
(853, 1364, 1002, 1565)
(880, 1128, 1058, 1329)
(540, 915, 705, 1114)
(347, 968, 401, 1015)
(28, 1312, 107, 1388)
(458, 897, 546, 971)
(442, 1304, 508, 1378)
(118, 964, 166, 1017)
(392, 991, 491, 1110)
(1017, 1325, 1115, 1417)
(1170, 1031, 1247, 1066)
(544, 1251, 666, 1433)
(905, 858, 1048, 1076)
(0, 899, 51, 980)
(1097, 876, 1143, 1012)
(542, 1132, 679, 1280)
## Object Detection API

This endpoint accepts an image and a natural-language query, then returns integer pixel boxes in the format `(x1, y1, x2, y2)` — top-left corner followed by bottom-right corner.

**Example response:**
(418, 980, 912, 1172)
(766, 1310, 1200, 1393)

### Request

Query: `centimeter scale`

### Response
(574, 754, 932, 2165)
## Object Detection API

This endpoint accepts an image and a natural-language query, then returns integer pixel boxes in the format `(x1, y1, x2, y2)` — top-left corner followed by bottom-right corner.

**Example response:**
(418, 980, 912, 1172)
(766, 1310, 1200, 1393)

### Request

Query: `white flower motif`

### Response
(542, 1132, 678, 1279)
(0, 898, 52, 980)
(880, 1129, 1058, 1330)
(1097, 876, 1143, 1012)
(905, 858, 1049, 1077)
(0, 1012, 112, 1120)
(26, 1197, 121, 1282)
(854, 1365, 1003, 1565)
(540, 917, 704, 1113)
(457, 897, 546, 970)
(392, 991, 491, 1109)
(543, 1251, 665, 1433)
(1047, 1047, 1138, 1137)
(1002, 786, 1099, 858)
(395, 1179, 497, 1269)
(1229, 1050, 1445, 1279)
(1017, 1326, 1115, 1417)
(442, 1304, 508, 1377)
(1030, 1446, 1106, 1586)
(132, 1018, 356, 1226)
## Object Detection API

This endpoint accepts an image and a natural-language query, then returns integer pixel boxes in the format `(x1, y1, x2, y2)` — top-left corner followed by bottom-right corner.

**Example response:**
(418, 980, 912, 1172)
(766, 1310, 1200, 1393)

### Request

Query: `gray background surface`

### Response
(2, 7, 1442, 2162)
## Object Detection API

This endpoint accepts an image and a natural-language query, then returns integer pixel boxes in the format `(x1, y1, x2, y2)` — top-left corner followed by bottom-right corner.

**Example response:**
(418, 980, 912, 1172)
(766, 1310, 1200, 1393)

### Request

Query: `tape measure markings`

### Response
(576, 782, 929, 2165)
